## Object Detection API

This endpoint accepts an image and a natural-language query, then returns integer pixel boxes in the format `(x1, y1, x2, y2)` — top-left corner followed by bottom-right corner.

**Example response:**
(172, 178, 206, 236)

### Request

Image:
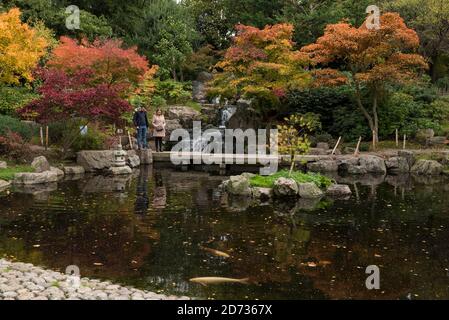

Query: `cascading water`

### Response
(219, 105, 237, 129)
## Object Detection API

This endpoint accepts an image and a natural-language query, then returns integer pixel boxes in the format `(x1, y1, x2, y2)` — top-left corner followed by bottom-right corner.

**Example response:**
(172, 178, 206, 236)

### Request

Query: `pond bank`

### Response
(0, 259, 190, 300)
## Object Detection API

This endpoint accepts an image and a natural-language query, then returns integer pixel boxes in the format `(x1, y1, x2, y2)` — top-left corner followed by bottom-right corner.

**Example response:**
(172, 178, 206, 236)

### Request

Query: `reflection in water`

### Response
(135, 168, 150, 215)
(1, 167, 449, 299)
(152, 172, 166, 210)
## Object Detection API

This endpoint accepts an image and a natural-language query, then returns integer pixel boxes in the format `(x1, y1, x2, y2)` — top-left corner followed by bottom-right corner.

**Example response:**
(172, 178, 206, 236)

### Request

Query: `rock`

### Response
(411, 160, 443, 175)
(428, 136, 448, 145)
(165, 119, 183, 140)
(127, 155, 140, 168)
(166, 106, 200, 127)
(137, 149, 153, 165)
(385, 157, 410, 174)
(416, 129, 434, 143)
(0, 179, 11, 191)
(273, 177, 299, 197)
(226, 175, 251, 196)
(31, 156, 50, 173)
(0, 161, 7, 169)
(308, 160, 339, 172)
(13, 171, 59, 185)
(76, 150, 115, 172)
(316, 142, 329, 150)
(197, 71, 213, 82)
(347, 165, 368, 175)
(298, 182, 324, 199)
(50, 167, 65, 179)
(109, 166, 132, 175)
(398, 150, 415, 168)
(326, 184, 352, 197)
(63, 166, 85, 175)
(251, 187, 273, 201)
(359, 155, 386, 174)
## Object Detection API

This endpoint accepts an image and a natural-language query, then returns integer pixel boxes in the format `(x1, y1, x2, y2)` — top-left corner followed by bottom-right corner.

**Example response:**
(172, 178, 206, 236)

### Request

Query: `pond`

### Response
(1, 166, 449, 300)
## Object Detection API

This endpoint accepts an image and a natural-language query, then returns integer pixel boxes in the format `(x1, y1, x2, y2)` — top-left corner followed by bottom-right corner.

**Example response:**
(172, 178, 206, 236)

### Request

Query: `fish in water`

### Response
(199, 246, 231, 258)
(189, 277, 250, 286)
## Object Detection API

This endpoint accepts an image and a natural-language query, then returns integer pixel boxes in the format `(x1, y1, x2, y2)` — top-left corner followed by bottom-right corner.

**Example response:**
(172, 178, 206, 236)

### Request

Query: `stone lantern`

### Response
(113, 144, 127, 167)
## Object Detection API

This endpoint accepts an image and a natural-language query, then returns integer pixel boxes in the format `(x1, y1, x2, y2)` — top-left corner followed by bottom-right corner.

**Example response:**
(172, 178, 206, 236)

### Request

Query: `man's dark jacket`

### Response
(133, 111, 149, 127)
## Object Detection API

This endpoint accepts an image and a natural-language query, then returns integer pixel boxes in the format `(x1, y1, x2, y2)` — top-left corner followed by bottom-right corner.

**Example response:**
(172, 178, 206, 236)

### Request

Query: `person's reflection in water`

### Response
(152, 172, 167, 209)
(134, 167, 150, 215)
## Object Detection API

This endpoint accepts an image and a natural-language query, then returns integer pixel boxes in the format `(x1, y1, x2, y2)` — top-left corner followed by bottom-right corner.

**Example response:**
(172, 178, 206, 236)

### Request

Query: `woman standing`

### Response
(152, 109, 166, 152)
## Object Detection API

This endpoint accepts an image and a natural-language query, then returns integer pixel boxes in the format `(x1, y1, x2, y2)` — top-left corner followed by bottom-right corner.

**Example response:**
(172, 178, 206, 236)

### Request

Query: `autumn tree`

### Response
(47, 37, 150, 93)
(301, 12, 428, 142)
(0, 8, 49, 85)
(209, 23, 310, 126)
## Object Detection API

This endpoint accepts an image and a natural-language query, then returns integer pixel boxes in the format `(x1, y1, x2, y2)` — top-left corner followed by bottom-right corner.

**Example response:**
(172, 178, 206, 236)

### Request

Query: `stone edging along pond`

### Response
(0, 259, 190, 300)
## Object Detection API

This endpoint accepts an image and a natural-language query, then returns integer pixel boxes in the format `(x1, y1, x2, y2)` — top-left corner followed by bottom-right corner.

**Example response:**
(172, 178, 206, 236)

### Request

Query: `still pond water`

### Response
(1, 166, 449, 299)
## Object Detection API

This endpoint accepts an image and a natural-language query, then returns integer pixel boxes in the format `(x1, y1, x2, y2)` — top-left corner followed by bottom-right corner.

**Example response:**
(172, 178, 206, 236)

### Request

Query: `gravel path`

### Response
(0, 259, 190, 300)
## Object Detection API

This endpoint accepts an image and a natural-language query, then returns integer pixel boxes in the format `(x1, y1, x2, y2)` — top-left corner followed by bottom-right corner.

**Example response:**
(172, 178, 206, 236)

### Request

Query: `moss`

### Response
(0, 166, 34, 181)
(249, 170, 333, 189)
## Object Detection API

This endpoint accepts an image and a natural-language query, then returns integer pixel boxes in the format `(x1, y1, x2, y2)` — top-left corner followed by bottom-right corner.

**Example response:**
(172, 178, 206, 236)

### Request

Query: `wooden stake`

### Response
(40, 127, 44, 146)
(128, 130, 133, 150)
(372, 130, 376, 150)
(332, 136, 342, 155)
(403, 134, 407, 150)
(45, 126, 49, 150)
(395, 129, 399, 147)
(354, 136, 362, 156)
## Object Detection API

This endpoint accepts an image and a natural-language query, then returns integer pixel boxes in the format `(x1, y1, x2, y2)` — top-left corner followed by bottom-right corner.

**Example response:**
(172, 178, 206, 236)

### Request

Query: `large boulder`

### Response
(359, 155, 387, 174)
(76, 150, 114, 172)
(50, 167, 65, 180)
(316, 142, 329, 150)
(251, 187, 273, 201)
(165, 119, 183, 141)
(0, 179, 11, 191)
(13, 171, 59, 185)
(127, 150, 141, 168)
(411, 160, 443, 175)
(0, 161, 7, 169)
(226, 175, 251, 196)
(273, 177, 299, 197)
(385, 157, 410, 174)
(166, 106, 200, 127)
(308, 160, 339, 172)
(109, 166, 132, 175)
(298, 182, 323, 199)
(398, 150, 415, 168)
(416, 129, 434, 143)
(326, 184, 352, 198)
(31, 156, 50, 173)
(63, 166, 85, 175)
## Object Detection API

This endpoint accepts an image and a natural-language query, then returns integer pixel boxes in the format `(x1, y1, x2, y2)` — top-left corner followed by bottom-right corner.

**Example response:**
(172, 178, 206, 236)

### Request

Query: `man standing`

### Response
(133, 106, 150, 150)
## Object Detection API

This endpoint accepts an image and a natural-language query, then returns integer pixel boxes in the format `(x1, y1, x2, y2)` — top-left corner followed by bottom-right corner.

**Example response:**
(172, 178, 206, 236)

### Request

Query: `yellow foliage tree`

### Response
(0, 8, 49, 85)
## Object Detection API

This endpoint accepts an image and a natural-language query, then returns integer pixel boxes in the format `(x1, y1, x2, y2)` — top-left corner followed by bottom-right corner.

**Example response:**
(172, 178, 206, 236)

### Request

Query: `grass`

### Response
(249, 170, 333, 189)
(0, 165, 34, 181)
(185, 100, 202, 112)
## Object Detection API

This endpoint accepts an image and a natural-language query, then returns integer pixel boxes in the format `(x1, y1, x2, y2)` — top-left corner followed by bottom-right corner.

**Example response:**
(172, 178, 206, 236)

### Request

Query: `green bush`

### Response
(249, 170, 333, 189)
(0, 115, 35, 141)
(70, 127, 108, 152)
(0, 86, 39, 116)
(155, 80, 192, 104)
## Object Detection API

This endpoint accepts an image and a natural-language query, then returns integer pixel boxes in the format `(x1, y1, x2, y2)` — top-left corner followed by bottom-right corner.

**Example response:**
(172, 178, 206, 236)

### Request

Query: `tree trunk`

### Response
(372, 93, 379, 144)
(355, 83, 376, 140)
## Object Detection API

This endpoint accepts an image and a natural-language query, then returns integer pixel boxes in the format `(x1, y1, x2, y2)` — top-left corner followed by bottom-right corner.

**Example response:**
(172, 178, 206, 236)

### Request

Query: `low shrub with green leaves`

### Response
(154, 80, 192, 104)
(0, 86, 39, 116)
(249, 170, 333, 189)
(0, 115, 35, 141)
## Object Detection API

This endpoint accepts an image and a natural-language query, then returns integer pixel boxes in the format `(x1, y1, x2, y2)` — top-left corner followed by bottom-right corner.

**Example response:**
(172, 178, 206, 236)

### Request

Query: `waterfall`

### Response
(220, 105, 237, 129)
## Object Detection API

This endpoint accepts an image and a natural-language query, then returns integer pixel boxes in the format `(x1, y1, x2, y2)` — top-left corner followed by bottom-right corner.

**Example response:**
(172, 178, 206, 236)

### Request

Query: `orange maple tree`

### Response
(301, 12, 428, 142)
(209, 23, 310, 123)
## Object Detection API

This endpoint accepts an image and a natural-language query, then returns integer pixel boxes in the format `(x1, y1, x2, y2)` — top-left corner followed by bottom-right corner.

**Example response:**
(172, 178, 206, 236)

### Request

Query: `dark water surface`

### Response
(1, 166, 449, 300)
